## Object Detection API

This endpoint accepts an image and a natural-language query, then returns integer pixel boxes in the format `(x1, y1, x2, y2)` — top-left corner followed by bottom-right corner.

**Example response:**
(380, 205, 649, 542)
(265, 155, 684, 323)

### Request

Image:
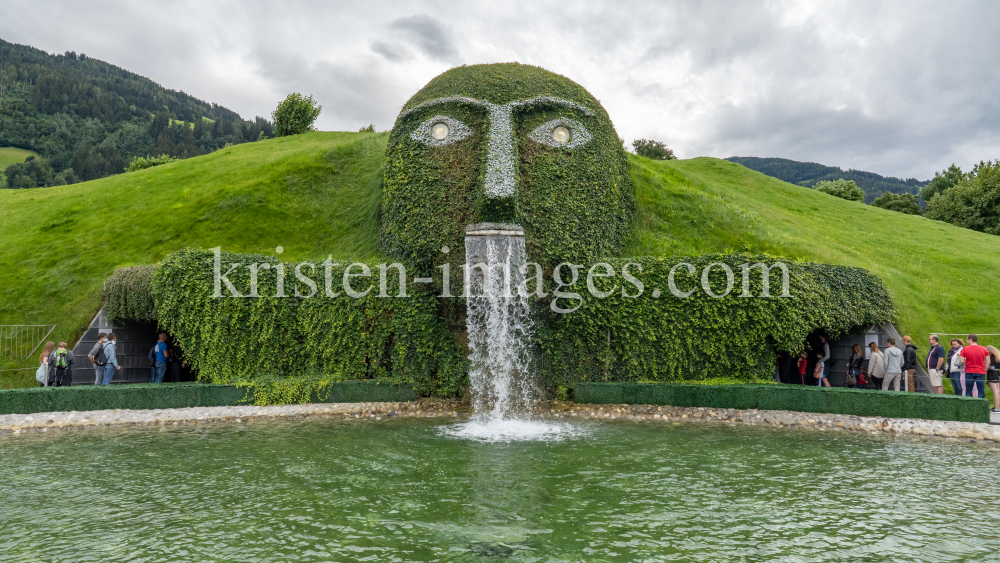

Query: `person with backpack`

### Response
(101, 333, 120, 385)
(150, 333, 170, 383)
(88, 332, 108, 385)
(947, 338, 966, 396)
(36, 341, 55, 387)
(926, 335, 946, 395)
(814, 351, 830, 387)
(883, 338, 904, 391)
(959, 334, 991, 399)
(48, 342, 74, 387)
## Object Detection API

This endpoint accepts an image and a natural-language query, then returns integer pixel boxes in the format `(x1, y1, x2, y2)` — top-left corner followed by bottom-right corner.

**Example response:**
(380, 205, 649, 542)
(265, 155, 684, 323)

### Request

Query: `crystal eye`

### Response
(411, 115, 472, 146)
(530, 119, 591, 149)
(431, 122, 449, 140)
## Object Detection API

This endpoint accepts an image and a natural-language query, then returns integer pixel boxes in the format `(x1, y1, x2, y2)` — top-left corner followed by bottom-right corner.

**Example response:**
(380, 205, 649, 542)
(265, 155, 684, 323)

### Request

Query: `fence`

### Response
(0, 325, 57, 360)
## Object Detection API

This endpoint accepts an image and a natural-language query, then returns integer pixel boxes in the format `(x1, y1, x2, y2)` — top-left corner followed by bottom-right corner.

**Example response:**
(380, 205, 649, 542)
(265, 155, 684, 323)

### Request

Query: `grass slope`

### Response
(1, 132, 997, 388)
(0, 147, 40, 185)
(0, 132, 384, 385)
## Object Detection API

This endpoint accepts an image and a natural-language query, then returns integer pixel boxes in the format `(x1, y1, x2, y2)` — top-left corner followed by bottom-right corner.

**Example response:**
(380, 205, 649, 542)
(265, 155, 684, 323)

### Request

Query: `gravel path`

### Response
(2, 401, 999, 443)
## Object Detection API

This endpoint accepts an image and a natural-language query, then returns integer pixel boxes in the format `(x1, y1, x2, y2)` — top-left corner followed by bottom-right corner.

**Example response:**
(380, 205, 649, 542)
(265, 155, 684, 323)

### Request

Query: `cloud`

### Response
(2, 0, 999, 178)
(386, 14, 458, 61)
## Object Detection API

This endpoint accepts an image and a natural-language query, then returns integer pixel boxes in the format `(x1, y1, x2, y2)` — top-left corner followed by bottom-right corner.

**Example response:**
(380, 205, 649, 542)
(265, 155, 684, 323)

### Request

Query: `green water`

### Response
(2, 418, 999, 562)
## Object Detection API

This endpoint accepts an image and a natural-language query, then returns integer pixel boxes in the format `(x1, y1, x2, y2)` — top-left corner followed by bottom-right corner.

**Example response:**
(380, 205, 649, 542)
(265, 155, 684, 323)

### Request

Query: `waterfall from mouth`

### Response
(464, 223, 536, 422)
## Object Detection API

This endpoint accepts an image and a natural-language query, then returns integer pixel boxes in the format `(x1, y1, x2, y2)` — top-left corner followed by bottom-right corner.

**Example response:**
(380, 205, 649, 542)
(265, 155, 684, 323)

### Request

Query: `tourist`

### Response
(883, 338, 904, 391)
(151, 333, 169, 383)
(819, 335, 831, 381)
(958, 334, 990, 399)
(987, 346, 1000, 413)
(867, 342, 885, 389)
(797, 351, 808, 385)
(88, 332, 109, 385)
(36, 341, 55, 387)
(848, 344, 864, 388)
(947, 338, 966, 396)
(902, 336, 918, 392)
(48, 342, 74, 387)
(926, 335, 946, 395)
(102, 333, 120, 385)
(815, 351, 830, 387)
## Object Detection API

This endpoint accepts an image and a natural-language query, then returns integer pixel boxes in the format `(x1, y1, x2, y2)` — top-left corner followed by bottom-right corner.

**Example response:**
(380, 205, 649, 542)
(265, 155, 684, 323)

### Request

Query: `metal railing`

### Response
(0, 325, 57, 360)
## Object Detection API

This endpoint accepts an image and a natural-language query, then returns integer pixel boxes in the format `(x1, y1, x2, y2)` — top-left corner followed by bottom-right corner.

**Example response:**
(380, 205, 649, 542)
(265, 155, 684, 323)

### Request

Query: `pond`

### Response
(2, 418, 998, 562)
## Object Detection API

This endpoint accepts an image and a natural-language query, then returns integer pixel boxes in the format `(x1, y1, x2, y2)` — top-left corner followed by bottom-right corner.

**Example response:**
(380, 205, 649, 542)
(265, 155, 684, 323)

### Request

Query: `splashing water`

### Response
(446, 224, 582, 443)
(464, 227, 535, 422)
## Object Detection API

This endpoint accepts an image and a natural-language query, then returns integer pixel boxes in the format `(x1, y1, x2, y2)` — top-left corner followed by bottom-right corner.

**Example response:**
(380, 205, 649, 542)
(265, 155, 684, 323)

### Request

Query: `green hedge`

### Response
(0, 381, 418, 415)
(537, 254, 893, 388)
(574, 382, 989, 423)
(154, 248, 466, 405)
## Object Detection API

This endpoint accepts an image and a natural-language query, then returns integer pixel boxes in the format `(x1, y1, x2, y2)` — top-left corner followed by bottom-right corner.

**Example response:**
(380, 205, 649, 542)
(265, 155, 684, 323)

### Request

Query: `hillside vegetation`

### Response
(0, 38, 272, 186)
(1, 132, 997, 387)
(0, 146, 38, 184)
(726, 156, 927, 202)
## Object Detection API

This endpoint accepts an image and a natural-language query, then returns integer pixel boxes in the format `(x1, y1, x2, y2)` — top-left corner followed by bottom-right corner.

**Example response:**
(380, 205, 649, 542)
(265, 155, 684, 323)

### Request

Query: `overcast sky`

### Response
(3, 0, 999, 179)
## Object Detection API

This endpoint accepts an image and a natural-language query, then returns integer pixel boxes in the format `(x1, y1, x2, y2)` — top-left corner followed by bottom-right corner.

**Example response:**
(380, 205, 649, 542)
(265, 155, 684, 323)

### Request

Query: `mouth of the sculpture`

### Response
(464, 222, 524, 237)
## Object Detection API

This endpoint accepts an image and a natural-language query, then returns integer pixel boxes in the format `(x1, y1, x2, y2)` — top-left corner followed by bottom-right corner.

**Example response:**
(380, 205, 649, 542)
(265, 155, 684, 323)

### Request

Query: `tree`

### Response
(814, 179, 865, 202)
(871, 191, 922, 215)
(272, 93, 322, 137)
(924, 160, 1000, 235)
(632, 138, 676, 160)
(921, 163, 965, 201)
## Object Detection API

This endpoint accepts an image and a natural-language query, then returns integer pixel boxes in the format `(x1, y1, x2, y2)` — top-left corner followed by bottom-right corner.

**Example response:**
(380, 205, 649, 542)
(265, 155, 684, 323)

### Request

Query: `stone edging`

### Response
(2, 401, 998, 443)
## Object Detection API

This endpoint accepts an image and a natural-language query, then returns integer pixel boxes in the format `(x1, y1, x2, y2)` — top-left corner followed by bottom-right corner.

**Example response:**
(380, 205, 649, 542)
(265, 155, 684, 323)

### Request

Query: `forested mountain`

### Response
(0, 38, 272, 188)
(725, 156, 927, 203)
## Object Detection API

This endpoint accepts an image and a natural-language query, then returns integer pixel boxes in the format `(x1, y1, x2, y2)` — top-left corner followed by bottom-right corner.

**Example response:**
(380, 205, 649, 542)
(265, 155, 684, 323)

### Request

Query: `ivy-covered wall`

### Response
(534, 255, 893, 395)
(380, 63, 634, 271)
(151, 249, 467, 404)
(130, 249, 892, 403)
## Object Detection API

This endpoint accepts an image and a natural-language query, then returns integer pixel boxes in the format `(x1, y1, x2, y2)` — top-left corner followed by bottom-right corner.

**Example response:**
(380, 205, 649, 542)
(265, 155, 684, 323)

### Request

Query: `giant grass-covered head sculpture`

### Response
(381, 63, 634, 268)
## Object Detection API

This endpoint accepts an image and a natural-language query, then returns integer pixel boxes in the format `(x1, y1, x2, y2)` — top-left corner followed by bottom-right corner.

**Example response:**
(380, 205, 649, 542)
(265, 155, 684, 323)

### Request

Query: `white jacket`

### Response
(868, 352, 886, 378)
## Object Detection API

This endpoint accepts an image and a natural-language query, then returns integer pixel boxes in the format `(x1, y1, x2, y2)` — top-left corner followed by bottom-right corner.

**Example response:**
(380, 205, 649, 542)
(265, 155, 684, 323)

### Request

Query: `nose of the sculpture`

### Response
(482, 104, 517, 200)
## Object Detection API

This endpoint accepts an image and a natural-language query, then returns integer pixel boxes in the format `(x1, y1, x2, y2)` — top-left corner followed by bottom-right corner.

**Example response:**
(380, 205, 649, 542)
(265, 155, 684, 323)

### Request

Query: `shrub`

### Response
(871, 191, 922, 215)
(632, 138, 676, 160)
(814, 179, 865, 202)
(924, 160, 1000, 235)
(358, 123, 376, 133)
(125, 154, 178, 173)
(103, 264, 158, 321)
(272, 93, 322, 137)
(536, 255, 893, 389)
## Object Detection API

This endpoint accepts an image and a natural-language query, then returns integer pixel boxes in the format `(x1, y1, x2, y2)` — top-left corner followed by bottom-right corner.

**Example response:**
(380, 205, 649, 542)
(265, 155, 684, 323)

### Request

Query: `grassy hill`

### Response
(1, 131, 997, 387)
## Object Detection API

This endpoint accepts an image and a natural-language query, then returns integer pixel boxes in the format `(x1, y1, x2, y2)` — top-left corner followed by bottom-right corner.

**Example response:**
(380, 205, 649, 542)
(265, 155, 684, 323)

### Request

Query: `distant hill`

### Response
(0, 38, 273, 187)
(725, 156, 927, 203)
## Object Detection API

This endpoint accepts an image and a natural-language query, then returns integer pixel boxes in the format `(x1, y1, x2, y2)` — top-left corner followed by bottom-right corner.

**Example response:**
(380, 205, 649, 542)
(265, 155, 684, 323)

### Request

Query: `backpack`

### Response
(93, 343, 108, 366)
(55, 350, 70, 370)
